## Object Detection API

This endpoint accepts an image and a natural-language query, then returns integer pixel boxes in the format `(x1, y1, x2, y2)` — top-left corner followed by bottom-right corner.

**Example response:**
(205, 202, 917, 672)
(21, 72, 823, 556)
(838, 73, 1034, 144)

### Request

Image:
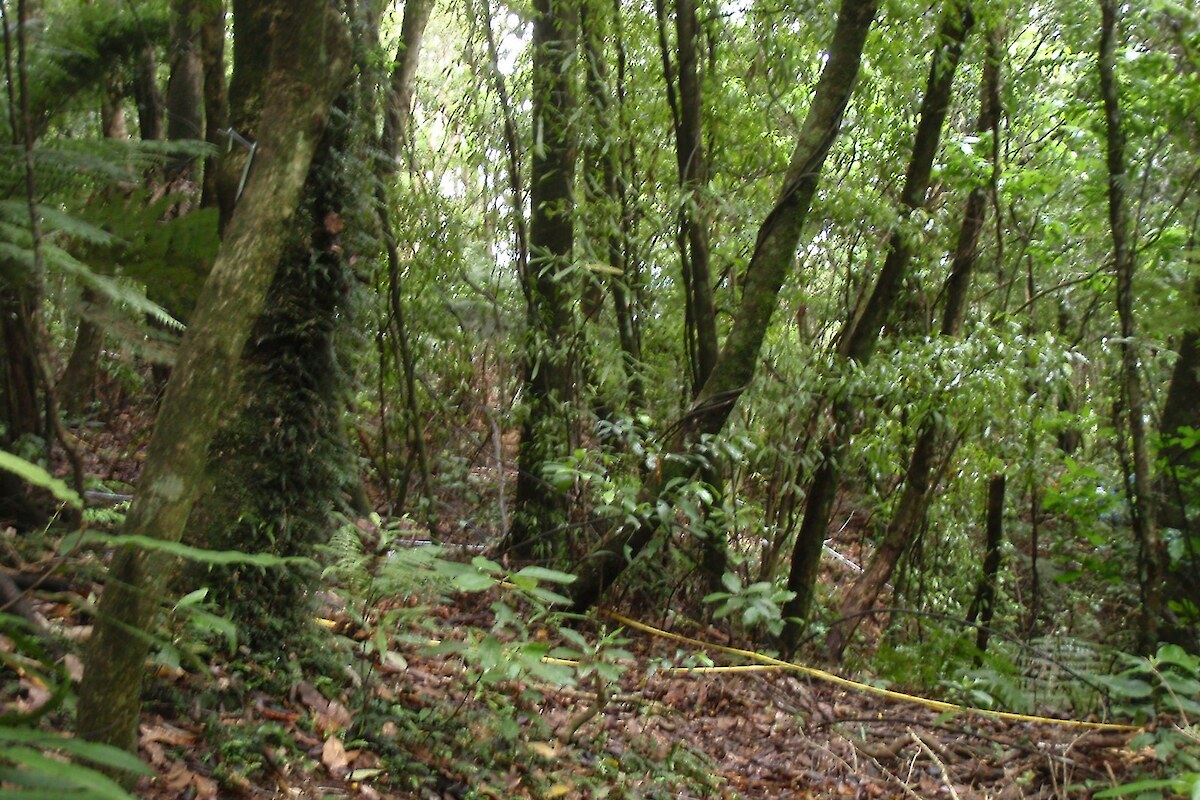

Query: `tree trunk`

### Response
(166, 0, 204, 182)
(76, 0, 350, 754)
(380, 0, 433, 169)
(570, 0, 879, 610)
(509, 0, 580, 560)
(780, 2, 974, 655)
(1098, 0, 1163, 653)
(966, 473, 1006, 657)
(823, 23, 998, 662)
(133, 45, 164, 141)
(1158, 324, 1199, 647)
(199, 0, 229, 207)
(672, 0, 717, 392)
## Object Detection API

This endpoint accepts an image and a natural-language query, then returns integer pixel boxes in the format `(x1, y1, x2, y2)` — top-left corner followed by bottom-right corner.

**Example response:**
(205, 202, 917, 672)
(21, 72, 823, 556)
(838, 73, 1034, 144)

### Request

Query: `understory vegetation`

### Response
(2, 0, 1200, 797)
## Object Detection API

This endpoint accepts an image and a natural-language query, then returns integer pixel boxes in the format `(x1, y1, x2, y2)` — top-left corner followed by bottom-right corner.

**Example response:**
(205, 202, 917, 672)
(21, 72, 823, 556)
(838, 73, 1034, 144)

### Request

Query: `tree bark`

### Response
(199, 0, 229, 207)
(76, 0, 350, 754)
(966, 473, 1006, 657)
(509, 0, 580, 559)
(672, 0, 718, 392)
(570, 0, 879, 610)
(166, 0, 204, 181)
(380, 0, 433, 168)
(133, 45, 165, 141)
(780, 2, 974, 655)
(1098, 0, 1163, 653)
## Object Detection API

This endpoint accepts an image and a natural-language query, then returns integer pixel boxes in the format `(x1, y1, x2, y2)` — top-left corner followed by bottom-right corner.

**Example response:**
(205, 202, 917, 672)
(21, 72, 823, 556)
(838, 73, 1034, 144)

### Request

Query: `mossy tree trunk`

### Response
(182, 2, 376, 654)
(570, 0, 879, 610)
(509, 0, 580, 560)
(76, 0, 350, 754)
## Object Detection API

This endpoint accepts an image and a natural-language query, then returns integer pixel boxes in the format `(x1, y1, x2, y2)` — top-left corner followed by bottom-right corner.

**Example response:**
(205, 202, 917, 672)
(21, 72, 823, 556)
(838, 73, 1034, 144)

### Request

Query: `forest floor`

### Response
(1, 406, 1162, 799)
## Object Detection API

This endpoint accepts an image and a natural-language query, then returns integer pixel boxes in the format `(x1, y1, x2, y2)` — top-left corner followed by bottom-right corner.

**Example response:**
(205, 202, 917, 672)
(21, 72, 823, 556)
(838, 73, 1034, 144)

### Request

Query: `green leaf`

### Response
(173, 588, 209, 610)
(513, 566, 577, 585)
(526, 587, 572, 606)
(0, 451, 82, 508)
(1094, 778, 1186, 797)
(0, 731, 150, 776)
(470, 556, 504, 574)
(0, 747, 140, 800)
(67, 531, 314, 568)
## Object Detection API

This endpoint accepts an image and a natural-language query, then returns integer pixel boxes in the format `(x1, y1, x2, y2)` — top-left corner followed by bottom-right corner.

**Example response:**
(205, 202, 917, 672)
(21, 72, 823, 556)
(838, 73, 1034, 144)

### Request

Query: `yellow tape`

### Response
(601, 609, 1139, 732)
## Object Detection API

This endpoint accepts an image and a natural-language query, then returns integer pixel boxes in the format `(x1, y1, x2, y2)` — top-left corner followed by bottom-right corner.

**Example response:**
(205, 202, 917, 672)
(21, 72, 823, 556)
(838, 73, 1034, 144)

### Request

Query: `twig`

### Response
(908, 726, 961, 800)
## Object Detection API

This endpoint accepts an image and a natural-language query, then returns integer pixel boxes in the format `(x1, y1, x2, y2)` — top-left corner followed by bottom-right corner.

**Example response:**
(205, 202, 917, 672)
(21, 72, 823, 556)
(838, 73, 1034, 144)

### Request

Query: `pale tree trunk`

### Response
(58, 72, 130, 416)
(1098, 0, 1163, 653)
(570, 0, 879, 610)
(509, 0, 580, 560)
(823, 23, 999, 662)
(780, 1, 974, 655)
(380, 0, 433, 169)
(76, 0, 350, 754)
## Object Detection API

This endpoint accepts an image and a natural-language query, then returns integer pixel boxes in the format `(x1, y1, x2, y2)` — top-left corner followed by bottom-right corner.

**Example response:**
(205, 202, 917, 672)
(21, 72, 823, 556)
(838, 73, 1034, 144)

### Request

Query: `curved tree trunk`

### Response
(570, 0, 879, 610)
(76, 0, 350, 754)
(779, 1, 974, 655)
(823, 24, 999, 662)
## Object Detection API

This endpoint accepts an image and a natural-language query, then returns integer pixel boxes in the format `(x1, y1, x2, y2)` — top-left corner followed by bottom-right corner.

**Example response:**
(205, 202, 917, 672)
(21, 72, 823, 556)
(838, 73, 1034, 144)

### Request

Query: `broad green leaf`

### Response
(0, 451, 81, 508)
(68, 532, 314, 568)
(513, 566, 577, 585)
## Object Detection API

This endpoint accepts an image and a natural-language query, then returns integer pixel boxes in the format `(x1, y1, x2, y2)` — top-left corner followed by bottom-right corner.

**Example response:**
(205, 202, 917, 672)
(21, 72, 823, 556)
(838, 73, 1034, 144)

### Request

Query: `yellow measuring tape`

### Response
(601, 609, 1139, 732)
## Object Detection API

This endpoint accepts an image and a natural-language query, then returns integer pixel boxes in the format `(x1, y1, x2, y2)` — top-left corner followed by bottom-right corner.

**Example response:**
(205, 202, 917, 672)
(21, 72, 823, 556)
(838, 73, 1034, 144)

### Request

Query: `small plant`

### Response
(703, 571, 795, 637)
(0, 613, 151, 798)
(1094, 644, 1200, 799)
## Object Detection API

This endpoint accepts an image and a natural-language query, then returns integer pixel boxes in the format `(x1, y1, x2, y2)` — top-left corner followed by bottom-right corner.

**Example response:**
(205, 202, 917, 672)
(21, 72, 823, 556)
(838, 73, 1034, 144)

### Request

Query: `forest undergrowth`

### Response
(2, 404, 1194, 800)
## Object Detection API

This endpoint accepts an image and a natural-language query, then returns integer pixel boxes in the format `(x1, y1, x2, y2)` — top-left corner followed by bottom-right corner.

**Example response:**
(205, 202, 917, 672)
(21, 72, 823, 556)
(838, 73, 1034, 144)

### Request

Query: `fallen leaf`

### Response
(141, 722, 197, 747)
(319, 699, 352, 733)
(62, 653, 83, 682)
(161, 761, 193, 792)
(323, 735, 350, 777)
(530, 742, 561, 760)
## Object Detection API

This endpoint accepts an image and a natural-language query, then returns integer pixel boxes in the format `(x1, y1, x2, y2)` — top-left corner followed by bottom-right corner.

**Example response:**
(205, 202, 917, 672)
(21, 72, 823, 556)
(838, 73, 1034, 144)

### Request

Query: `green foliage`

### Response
(0, 615, 151, 798)
(703, 571, 796, 638)
(0, 450, 82, 508)
(154, 588, 239, 671)
(1094, 645, 1200, 799)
